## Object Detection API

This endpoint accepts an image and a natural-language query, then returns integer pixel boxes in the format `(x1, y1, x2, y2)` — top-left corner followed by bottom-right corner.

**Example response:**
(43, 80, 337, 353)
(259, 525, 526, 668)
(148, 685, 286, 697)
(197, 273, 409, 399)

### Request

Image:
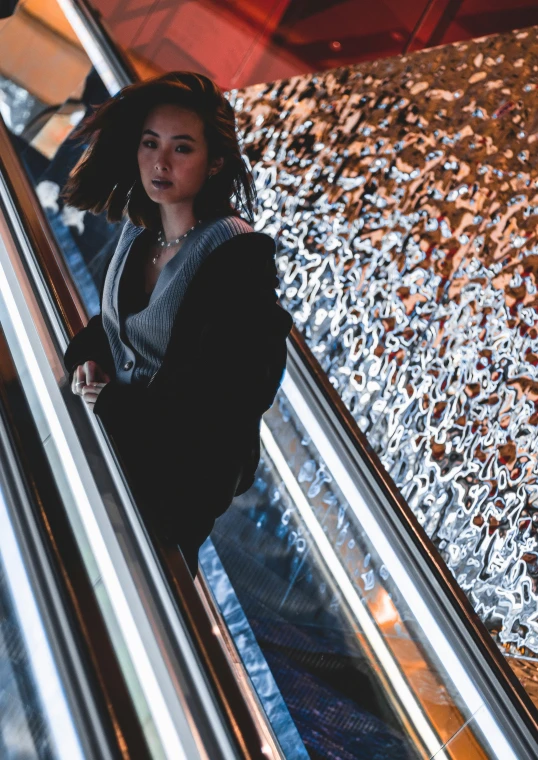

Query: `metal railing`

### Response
(3, 1, 538, 757)
(0, 111, 265, 758)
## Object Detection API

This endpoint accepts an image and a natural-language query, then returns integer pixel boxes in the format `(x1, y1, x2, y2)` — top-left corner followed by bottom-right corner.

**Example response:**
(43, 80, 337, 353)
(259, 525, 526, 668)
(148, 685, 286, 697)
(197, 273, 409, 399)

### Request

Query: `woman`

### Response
(62, 71, 293, 577)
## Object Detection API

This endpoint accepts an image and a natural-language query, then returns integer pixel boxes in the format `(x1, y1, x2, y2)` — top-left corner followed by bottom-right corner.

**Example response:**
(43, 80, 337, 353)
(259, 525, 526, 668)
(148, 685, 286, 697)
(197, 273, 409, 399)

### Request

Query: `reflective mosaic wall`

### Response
(230, 26, 538, 655)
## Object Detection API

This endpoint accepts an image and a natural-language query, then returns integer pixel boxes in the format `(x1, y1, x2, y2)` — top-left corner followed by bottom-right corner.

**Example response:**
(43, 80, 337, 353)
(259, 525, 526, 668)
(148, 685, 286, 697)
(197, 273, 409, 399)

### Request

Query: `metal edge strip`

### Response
(286, 326, 538, 756)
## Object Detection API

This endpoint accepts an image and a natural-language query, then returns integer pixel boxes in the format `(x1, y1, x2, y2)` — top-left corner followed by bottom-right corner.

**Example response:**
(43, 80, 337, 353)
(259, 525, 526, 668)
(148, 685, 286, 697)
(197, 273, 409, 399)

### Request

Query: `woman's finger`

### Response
(84, 360, 96, 385)
(72, 364, 86, 395)
(81, 383, 107, 406)
(79, 363, 88, 385)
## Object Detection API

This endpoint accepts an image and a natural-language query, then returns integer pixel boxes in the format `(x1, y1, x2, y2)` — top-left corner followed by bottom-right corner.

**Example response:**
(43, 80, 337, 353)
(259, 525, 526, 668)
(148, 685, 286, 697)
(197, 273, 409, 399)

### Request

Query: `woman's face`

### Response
(137, 103, 220, 208)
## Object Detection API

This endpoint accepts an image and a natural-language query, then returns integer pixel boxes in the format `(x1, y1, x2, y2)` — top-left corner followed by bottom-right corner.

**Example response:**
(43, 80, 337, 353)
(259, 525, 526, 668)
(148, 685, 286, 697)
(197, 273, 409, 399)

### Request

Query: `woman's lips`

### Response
(152, 179, 173, 190)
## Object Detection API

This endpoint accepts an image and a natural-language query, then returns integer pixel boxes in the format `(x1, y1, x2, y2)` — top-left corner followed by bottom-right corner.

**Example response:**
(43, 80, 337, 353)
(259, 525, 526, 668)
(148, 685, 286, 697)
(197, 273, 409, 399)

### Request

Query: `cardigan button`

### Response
(123, 360, 134, 370)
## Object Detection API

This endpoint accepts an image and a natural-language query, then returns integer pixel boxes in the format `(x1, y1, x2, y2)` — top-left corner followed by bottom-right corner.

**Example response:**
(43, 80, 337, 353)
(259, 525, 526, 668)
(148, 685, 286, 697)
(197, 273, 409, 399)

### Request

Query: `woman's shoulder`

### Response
(192, 222, 277, 293)
(196, 214, 275, 263)
(117, 217, 145, 252)
(205, 214, 274, 247)
(202, 213, 254, 239)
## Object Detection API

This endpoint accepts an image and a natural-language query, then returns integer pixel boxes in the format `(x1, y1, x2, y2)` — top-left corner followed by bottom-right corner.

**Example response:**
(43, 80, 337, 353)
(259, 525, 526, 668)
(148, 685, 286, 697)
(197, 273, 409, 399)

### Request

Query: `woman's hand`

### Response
(81, 382, 108, 409)
(72, 360, 111, 410)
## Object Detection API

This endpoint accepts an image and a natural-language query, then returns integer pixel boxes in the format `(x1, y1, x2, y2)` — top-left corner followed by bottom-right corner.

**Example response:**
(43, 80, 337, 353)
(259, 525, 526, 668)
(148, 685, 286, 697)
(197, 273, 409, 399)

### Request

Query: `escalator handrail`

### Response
(12, 1, 538, 754)
(0, 337, 140, 759)
(0, 118, 87, 341)
(55, 0, 135, 94)
(26, 3, 292, 755)
(0, 22, 278, 760)
(287, 326, 538, 750)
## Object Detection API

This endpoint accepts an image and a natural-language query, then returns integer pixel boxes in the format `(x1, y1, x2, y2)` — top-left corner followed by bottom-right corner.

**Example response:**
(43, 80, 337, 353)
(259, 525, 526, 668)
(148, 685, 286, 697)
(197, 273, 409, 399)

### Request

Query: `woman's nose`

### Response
(154, 154, 170, 172)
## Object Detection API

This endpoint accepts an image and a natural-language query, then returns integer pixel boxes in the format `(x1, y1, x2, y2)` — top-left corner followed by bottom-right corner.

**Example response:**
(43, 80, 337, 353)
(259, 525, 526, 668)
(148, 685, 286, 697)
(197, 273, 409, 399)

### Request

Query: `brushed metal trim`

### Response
(286, 324, 538, 756)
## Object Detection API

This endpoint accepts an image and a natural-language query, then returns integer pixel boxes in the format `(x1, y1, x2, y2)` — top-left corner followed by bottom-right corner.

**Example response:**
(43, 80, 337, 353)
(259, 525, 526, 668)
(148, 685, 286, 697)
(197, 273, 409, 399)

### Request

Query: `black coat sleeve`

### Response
(63, 220, 135, 383)
(63, 313, 116, 382)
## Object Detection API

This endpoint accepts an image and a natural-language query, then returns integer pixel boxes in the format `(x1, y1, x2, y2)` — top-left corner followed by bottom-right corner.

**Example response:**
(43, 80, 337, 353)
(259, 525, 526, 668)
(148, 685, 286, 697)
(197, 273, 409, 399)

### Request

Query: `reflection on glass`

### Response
(0, 3, 121, 316)
(0, 2, 530, 755)
(226, 25, 538, 701)
(202, 379, 520, 759)
(0, 484, 83, 759)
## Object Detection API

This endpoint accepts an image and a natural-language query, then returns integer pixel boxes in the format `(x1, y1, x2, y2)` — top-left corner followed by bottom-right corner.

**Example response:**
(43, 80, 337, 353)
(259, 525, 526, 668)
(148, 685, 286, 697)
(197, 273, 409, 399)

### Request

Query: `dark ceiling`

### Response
(91, 0, 538, 89)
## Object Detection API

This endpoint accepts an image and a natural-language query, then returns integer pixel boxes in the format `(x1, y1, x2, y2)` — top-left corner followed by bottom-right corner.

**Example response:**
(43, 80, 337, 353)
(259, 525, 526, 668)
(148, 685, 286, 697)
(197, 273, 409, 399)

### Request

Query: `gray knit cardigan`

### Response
(101, 214, 254, 386)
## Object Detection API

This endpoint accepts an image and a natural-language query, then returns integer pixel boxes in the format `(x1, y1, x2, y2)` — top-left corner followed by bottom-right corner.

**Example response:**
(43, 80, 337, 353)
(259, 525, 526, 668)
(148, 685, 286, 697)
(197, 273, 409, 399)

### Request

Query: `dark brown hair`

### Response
(62, 71, 257, 228)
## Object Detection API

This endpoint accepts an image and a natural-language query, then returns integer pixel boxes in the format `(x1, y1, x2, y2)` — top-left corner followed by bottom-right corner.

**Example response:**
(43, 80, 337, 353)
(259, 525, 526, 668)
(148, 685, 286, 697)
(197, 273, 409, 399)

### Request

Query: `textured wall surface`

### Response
(231, 26, 538, 656)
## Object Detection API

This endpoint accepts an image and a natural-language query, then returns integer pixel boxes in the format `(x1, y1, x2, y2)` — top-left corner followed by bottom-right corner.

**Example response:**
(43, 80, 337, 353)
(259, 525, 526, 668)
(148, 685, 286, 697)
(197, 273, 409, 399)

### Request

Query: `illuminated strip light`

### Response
(55, 0, 123, 95)
(260, 420, 446, 759)
(274, 372, 519, 760)
(0, 483, 85, 760)
(25, 13, 236, 749)
(0, 251, 189, 758)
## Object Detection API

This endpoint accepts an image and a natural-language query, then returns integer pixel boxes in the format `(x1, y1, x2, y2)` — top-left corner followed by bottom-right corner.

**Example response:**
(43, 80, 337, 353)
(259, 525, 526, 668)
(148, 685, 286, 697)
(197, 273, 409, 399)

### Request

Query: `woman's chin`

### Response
(147, 192, 173, 205)
(145, 188, 186, 205)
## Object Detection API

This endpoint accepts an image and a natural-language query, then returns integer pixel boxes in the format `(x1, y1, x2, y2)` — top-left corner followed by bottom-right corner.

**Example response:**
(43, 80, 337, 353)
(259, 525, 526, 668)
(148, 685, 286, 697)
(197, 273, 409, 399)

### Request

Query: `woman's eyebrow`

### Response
(143, 128, 196, 141)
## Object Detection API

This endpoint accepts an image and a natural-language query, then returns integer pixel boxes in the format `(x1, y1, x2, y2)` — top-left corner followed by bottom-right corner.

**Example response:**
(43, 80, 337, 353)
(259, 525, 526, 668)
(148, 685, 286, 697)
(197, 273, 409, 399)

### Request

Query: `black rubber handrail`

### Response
(0, 24, 272, 760)
(286, 326, 538, 756)
(0, 325, 136, 759)
(59, 0, 538, 751)
(12, 3, 538, 756)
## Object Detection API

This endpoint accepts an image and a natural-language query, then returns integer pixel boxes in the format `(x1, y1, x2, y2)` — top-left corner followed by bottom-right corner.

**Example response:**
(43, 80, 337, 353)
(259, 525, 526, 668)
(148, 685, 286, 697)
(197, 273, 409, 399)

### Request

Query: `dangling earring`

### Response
(127, 176, 143, 208)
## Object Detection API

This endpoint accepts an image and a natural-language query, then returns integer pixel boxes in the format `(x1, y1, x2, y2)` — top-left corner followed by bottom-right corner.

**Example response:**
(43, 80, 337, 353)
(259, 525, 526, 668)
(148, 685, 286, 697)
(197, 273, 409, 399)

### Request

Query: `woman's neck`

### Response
(159, 204, 198, 242)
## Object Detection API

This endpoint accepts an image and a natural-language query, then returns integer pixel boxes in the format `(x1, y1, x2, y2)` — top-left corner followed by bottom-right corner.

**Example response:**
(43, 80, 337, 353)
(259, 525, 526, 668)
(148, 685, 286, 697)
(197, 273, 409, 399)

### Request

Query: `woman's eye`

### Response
(176, 145, 192, 153)
(141, 140, 156, 148)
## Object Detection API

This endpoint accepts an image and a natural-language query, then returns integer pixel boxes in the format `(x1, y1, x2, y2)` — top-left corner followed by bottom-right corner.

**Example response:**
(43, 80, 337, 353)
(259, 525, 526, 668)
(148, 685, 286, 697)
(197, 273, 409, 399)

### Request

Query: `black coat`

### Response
(64, 228, 294, 574)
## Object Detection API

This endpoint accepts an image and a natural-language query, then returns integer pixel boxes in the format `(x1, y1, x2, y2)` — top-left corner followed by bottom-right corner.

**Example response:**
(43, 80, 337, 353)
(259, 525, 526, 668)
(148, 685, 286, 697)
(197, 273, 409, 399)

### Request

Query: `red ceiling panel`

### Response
(90, 0, 538, 88)
(435, 0, 538, 45)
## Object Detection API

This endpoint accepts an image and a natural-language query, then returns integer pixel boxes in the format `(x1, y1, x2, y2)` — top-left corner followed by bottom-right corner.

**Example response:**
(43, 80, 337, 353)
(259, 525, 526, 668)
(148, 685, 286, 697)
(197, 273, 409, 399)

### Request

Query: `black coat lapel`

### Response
(115, 226, 146, 323)
(154, 232, 278, 377)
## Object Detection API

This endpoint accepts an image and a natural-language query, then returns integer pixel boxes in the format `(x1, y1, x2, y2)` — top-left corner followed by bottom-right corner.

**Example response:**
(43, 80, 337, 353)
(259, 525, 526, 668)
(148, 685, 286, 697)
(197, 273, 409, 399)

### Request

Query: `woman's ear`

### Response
(210, 156, 225, 176)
